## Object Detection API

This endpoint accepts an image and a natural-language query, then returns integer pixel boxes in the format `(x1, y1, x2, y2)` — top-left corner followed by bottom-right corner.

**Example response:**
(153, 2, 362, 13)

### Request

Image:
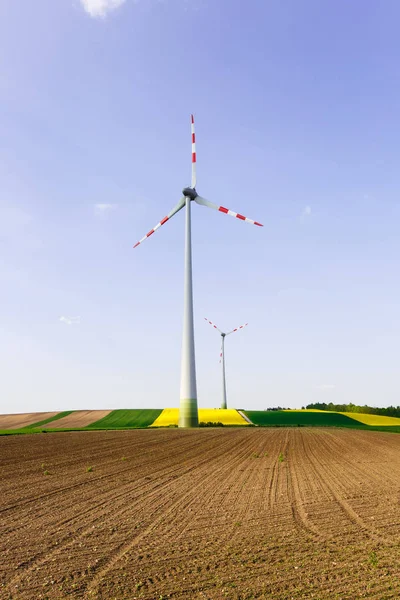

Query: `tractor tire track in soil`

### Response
(2, 428, 400, 599)
(303, 430, 398, 545)
(86, 434, 255, 595)
(4, 430, 242, 593)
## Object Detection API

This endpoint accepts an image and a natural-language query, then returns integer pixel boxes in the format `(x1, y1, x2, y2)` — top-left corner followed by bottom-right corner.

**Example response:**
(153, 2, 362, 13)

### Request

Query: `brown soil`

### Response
(45, 410, 112, 428)
(1, 428, 400, 599)
(0, 412, 59, 430)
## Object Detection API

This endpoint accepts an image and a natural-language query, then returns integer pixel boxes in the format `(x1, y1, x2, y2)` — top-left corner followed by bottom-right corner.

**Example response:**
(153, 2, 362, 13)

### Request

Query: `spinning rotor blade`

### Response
(195, 196, 263, 227)
(133, 198, 185, 249)
(226, 322, 248, 336)
(191, 114, 197, 188)
(204, 317, 222, 334)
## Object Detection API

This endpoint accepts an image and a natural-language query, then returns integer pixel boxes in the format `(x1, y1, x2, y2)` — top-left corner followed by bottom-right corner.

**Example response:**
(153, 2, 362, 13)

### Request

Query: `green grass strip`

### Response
(2, 422, 400, 436)
(364, 425, 400, 434)
(25, 411, 74, 429)
(86, 409, 163, 429)
(245, 410, 368, 428)
(0, 429, 36, 436)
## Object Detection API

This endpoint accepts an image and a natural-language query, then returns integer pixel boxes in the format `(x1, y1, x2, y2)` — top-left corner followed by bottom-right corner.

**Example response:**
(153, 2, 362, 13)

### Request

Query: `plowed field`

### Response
(0, 412, 59, 429)
(44, 410, 112, 428)
(1, 428, 400, 599)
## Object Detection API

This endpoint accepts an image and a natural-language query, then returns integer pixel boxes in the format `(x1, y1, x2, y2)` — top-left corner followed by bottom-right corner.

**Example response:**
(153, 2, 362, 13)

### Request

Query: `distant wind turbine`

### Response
(134, 115, 262, 427)
(204, 318, 248, 409)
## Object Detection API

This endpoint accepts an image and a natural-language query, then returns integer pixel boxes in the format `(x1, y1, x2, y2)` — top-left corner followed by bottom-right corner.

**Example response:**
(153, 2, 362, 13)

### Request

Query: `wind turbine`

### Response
(133, 115, 262, 428)
(204, 318, 248, 409)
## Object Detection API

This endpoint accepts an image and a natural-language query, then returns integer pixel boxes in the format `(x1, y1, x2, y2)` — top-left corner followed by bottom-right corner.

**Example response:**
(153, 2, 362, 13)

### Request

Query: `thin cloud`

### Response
(80, 0, 127, 18)
(94, 203, 117, 218)
(299, 205, 312, 224)
(80, 0, 204, 18)
(59, 316, 81, 326)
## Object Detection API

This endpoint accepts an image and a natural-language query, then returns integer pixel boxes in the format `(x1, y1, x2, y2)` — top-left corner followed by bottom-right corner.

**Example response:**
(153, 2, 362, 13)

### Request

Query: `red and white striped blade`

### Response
(133, 198, 185, 249)
(191, 114, 196, 188)
(219, 339, 223, 363)
(226, 322, 248, 336)
(195, 196, 263, 227)
(204, 317, 222, 334)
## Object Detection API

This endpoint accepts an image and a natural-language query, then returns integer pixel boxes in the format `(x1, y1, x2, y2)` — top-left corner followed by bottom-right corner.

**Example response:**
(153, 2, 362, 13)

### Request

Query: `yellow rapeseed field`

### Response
(150, 409, 180, 426)
(150, 408, 248, 427)
(341, 412, 400, 426)
(199, 409, 248, 425)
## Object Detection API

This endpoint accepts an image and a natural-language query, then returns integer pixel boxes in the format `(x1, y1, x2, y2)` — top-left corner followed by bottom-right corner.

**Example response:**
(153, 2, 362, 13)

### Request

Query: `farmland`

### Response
(150, 408, 249, 427)
(245, 410, 400, 433)
(85, 409, 163, 429)
(245, 410, 367, 428)
(0, 411, 71, 430)
(1, 428, 400, 599)
(45, 410, 113, 429)
(3, 408, 400, 435)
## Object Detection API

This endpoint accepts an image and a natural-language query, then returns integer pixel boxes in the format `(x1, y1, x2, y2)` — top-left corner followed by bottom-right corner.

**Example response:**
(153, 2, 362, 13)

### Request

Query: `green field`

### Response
(245, 410, 367, 428)
(86, 409, 163, 429)
(244, 410, 400, 433)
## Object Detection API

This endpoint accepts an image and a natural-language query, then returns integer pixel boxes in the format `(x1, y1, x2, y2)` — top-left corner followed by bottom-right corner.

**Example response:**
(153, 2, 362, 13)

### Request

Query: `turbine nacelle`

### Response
(133, 114, 263, 250)
(204, 318, 248, 340)
(182, 187, 198, 201)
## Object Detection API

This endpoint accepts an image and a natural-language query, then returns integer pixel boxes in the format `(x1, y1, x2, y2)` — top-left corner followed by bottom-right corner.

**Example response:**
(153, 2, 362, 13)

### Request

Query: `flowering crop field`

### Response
(150, 408, 249, 426)
(340, 412, 400, 426)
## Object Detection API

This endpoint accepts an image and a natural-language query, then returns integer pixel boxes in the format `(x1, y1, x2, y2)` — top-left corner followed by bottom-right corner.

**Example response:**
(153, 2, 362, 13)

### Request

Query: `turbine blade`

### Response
(226, 322, 248, 336)
(195, 196, 263, 227)
(219, 339, 223, 363)
(204, 317, 222, 334)
(191, 114, 197, 188)
(133, 198, 185, 248)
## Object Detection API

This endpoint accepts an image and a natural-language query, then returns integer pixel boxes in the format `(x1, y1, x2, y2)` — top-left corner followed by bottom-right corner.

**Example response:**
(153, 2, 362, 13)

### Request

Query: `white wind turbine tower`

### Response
(204, 318, 248, 409)
(134, 115, 262, 427)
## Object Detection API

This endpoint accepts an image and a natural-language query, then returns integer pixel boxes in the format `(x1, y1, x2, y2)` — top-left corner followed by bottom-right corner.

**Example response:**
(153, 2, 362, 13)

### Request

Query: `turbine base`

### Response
(179, 399, 199, 428)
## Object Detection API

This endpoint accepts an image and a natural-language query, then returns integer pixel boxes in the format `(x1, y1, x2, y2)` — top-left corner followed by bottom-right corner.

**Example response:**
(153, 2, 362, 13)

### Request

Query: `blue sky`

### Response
(1, 0, 399, 413)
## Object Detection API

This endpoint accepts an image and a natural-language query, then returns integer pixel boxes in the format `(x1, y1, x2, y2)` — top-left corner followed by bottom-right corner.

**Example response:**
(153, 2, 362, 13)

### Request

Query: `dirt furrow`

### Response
(85, 431, 260, 596)
(3, 431, 245, 593)
(2, 428, 400, 599)
(304, 429, 398, 545)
